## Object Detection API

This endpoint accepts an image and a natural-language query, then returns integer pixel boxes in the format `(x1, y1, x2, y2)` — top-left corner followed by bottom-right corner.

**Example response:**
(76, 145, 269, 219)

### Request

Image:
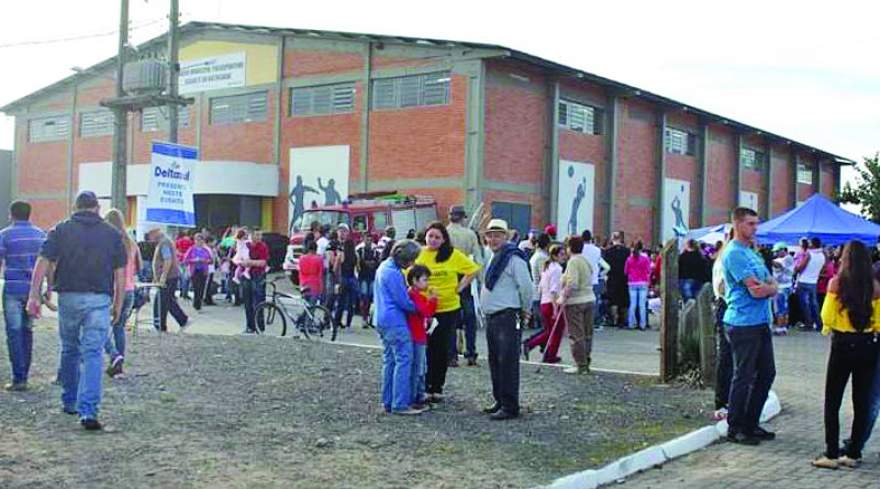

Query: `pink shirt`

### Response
(538, 262, 563, 304)
(124, 244, 138, 292)
(624, 253, 652, 285)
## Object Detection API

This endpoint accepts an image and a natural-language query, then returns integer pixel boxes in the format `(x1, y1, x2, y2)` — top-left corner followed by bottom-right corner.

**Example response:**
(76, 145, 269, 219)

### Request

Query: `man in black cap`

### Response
(28, 191, 127, 431)
(447, 205, 484, 366)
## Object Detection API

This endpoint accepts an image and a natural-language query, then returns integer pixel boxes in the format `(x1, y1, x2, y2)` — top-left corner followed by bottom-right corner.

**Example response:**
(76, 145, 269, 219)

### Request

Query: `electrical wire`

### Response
(0, 17, 167, 49)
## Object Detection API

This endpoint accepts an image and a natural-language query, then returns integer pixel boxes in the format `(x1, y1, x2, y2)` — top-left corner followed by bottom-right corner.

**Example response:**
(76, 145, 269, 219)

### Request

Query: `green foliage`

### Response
(840, 153, 880, 223)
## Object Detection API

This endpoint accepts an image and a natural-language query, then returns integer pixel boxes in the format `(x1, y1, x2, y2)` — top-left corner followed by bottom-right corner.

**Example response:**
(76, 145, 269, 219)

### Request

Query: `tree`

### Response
(840, 153, 880, 223)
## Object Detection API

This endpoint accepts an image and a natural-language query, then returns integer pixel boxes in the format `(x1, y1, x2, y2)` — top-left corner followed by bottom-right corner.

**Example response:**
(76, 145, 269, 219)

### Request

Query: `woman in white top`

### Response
(522, 245, 567, 364)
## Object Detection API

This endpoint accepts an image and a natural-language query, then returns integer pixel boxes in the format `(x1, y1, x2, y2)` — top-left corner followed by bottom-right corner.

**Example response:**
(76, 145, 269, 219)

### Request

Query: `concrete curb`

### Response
(539, 390, 782, 489)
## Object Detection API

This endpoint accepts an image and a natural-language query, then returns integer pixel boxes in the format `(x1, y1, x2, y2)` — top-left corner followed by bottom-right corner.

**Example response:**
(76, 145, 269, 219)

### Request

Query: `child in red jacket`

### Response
(406, 265, 438, 410)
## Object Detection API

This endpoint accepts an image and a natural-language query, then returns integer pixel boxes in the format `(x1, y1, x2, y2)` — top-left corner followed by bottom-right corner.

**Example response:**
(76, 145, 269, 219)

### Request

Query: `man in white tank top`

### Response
(794, 237, 826, 331)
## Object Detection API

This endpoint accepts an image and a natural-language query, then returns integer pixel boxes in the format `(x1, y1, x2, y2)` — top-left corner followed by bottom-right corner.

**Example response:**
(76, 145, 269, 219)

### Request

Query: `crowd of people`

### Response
(5, 193, 880, 471)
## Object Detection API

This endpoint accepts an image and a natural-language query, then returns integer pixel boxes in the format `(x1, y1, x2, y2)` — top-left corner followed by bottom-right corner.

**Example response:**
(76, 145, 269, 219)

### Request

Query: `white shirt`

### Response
(798, 249, 826, 285)
(529, 249, 549, 295)
(316, 236, 329, 257)
(582, 243, 603, 285)
(712, 257, 725, 299)
(773, 255, 794, 289)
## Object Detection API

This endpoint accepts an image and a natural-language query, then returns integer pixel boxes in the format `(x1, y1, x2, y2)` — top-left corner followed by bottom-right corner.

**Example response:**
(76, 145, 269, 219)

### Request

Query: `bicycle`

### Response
(254, 276, 334, 340)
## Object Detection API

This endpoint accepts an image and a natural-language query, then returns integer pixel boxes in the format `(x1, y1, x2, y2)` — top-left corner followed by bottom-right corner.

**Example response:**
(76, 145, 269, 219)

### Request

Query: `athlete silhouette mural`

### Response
(288, 175, 319, 233)
(317, 177, 342, 206)
(568, 175, 587, 236)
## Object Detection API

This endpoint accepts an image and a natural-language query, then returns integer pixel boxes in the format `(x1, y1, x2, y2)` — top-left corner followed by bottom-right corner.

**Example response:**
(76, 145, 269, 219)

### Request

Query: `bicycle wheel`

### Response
(254, 302, 287, 337)
(307, 305, 333, 340)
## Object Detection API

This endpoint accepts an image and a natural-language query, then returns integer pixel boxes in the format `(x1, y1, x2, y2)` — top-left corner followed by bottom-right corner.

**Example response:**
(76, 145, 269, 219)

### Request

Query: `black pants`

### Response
(426, 310, 459, 395)
(486, 309, 522, 415)
(191, 269, 208, 311)
(204, 273, 217, 305)
(824, 333, 879, 458)
(726, 324, 776, 434)
(153, 276, 188, 332)
(714, 299, 732, 410)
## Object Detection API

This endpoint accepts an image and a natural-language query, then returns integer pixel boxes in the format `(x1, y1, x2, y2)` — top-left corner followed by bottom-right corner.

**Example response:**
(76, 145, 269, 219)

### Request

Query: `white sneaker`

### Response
(711, 408, 728, 421)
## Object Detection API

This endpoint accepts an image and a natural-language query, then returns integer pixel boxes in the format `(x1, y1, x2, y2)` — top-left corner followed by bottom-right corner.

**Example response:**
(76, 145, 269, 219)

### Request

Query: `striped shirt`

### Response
(0, 221, 46, 297)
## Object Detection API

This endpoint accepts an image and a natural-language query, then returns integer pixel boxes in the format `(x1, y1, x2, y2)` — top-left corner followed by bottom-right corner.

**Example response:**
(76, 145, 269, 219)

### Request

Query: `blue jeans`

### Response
(4, 295, 33, 384)
(725, 324, 776, 434)
(450, 290, 478, 360)
(628, 284, 648, 329)
(797, 283, 821, 330)
(104, 291, 134, 359)
(379, 326, 413, 412)
(679, 279, 699, 302)
(58, 293, 111, 420)
(530, 299, 543, 330)
(593, 280, 606, 324)
(411, 343, 427, 404)
(334, 275, 359, 328)
(774, 287, 790, 319)
(241, 274, 266, 332)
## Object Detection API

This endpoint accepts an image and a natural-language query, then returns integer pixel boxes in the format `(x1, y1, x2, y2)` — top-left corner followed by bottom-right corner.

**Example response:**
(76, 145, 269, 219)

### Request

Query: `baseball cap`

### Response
(544, 224, 557, 237)
(449, 205, 466, 218)
(75, 190, 99, 210)
(772, 242, 788, 253)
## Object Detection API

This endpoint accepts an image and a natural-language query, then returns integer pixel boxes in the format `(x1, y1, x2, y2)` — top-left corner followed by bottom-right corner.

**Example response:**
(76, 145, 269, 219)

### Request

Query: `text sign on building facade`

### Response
(145, 141, 198, 227)
(179, 52, 246, 94)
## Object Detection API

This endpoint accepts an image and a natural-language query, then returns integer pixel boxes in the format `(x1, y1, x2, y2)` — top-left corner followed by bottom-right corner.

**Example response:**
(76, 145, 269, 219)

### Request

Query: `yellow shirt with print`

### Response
(415, 248, 481, 313)
(820, 292, 880, 335)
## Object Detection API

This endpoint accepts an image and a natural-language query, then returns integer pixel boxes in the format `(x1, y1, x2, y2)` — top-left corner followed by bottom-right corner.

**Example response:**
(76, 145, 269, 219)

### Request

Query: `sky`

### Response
(1, 0, 878, 188)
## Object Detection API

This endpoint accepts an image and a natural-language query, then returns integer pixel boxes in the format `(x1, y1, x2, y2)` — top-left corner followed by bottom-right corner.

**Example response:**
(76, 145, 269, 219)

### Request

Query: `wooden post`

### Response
(696, 283, 717, 387)
(660, 239, 680, 381)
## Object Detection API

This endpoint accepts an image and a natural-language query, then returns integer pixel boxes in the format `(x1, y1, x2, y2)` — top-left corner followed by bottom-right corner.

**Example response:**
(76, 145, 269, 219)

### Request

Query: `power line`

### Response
(0, 18, 166, 49)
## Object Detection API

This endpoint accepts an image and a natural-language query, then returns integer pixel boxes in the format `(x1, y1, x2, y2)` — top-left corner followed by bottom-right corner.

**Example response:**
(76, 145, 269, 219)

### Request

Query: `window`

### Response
(414, 206, 438, 230)
(740, 148, 765, 171)
(371, 72, 450, 110)
(558, 99, 600, 135)
(797, 163, 813, 184)
(391, 209, 416, 234)
(79, 110, 114, 138)
(28, 116, 70, 143)
(141, 106, 191, 132)
(490, 202, 531, 238)
(664, 128, 698, 156)
(372, 211, 388, 231)
(210, 92, 268, 125)
(291, 83, 355, 116)
(352, 214, 368, 232)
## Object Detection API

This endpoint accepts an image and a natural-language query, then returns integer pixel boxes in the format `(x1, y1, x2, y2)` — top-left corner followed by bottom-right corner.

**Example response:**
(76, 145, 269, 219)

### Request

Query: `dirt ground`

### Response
(0, 323, 711, 489)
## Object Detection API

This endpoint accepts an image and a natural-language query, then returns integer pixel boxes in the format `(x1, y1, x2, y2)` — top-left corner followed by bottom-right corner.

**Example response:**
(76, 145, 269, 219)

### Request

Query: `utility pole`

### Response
(110, 0, 130, 213)
(167, 0, 180, 143)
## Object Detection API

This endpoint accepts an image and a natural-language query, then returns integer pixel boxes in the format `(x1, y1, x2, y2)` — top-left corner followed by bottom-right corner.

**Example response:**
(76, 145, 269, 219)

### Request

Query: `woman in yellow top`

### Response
(415, 222, 480, 402)
(812, 240, 880, 470)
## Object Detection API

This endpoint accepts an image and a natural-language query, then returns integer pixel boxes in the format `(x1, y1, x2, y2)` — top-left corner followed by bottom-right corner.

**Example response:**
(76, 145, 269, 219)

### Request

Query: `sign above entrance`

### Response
(179, 52, 246, 94)
(145, 141, 198, 227)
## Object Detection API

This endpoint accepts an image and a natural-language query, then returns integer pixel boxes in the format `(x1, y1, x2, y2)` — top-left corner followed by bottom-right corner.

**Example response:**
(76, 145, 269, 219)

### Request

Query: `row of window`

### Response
(27, 106, 193, 142)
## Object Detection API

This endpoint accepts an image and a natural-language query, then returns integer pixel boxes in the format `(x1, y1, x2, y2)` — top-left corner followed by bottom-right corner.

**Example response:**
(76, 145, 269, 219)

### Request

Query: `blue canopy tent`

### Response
(756, 194, 880, 246)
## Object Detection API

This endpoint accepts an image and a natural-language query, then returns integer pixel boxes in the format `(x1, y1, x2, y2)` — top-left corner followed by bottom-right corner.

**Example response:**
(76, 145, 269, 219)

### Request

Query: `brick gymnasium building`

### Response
(1, 21, 851, 244)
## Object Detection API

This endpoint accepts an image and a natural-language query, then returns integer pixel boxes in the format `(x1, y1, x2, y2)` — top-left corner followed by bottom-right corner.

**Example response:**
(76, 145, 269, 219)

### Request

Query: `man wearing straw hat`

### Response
(480, 219, 532, 420)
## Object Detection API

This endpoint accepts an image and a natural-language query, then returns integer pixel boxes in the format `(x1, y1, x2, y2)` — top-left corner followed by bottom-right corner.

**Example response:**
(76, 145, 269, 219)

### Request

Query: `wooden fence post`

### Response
(696, 283, 717, 387)
(660, 239, 680, 382)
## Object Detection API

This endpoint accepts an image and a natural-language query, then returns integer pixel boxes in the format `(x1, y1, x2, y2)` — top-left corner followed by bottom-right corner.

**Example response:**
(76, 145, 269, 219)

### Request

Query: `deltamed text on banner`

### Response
(145, 141, 197, 227)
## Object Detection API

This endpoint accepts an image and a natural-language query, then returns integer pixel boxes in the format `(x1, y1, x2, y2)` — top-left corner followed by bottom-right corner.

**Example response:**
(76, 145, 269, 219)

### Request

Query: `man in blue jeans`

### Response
(0, 201, 46, 391)
(28, 191, 126, 431)
(721, 207, 778, 445)
(795, 237, 825, 331)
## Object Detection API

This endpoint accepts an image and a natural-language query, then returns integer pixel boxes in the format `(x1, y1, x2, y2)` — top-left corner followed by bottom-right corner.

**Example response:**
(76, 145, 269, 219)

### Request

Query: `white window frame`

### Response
(665, 127, 690, 155)
(290, 83, 356, 117)
(797, 163, 813, 185)
(558, 99, 597, 135)
(28, 115, 70, 143)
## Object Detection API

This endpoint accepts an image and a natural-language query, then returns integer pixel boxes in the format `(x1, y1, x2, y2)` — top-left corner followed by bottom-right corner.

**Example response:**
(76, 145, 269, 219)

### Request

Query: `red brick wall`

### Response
(821, 162, 836, 197)
(797, 153, 817, 202)
(367, 75, 467, 180)
(200, 89, 275, 163)
(616, 98, 658, 244)
(705, 124, 737, 225)
(769, 145, 793, 218)
(665, 112, 700, 229)
(29, 198, 69, 230)
(284, 49, 363, 77)
(16, 117, 69, 195)
(740, 135, 765, 215)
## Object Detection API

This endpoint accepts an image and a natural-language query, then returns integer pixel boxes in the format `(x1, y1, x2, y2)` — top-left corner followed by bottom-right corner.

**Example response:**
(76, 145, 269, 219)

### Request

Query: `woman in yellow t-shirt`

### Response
(812, 240, 880, 470)
(415, 222, 480, 402)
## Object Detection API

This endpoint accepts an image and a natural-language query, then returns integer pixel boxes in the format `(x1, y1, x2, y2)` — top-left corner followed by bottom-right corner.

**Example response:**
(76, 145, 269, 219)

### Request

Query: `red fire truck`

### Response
(284, 192, 438, 277)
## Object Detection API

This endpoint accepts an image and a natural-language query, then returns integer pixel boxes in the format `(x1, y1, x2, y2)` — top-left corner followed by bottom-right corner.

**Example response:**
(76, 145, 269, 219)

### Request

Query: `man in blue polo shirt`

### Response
(722, 207, 778, 445)
(28, 191, 126, 431)
(0, 201, 46, 391)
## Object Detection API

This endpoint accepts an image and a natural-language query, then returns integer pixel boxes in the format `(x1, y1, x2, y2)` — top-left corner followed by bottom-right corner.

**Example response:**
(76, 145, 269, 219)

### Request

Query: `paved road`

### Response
(56, 280, 880, 487)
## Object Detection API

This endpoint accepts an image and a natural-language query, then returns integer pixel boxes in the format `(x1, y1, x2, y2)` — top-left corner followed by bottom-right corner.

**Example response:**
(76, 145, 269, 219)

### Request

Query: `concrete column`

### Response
(66, 82, 78, 207)
(462, 59, 485, 212)
(734, 133, 743, 208)
(272, 36, 286, 168)
(359, 41, 373, 194)
(764, 143, 773, 219)
(548, 81, 560, 226)
(655, 110, 667, 246)
(792, 152, 800, 208)
(833, 163, 841, 198)
(698, 121, 710, 226)
(815, 158, 823, 196)
(605, 95, 619, 236)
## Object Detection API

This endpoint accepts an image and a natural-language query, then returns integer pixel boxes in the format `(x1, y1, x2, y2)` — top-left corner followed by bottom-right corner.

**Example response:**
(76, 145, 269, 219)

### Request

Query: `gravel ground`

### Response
(0, 323, 711, 489)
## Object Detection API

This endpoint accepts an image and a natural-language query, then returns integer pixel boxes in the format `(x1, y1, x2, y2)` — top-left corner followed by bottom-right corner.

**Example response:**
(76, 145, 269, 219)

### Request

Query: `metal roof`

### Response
(0, 21, 855, 164)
